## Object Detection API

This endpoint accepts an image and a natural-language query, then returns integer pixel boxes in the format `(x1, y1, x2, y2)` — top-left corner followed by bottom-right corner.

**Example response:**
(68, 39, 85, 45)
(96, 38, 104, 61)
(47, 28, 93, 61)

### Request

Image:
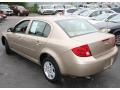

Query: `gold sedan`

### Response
(1, 16, 118, 83)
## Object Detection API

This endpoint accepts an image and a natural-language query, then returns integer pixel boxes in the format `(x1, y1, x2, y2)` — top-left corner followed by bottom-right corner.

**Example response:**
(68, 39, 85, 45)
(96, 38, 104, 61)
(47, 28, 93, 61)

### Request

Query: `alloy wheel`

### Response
(43, 61, 56, 80)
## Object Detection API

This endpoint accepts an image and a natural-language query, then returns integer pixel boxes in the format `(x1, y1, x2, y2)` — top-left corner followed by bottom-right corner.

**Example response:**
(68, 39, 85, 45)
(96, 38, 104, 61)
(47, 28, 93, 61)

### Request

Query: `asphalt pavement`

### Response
(0, 15, 120, 88)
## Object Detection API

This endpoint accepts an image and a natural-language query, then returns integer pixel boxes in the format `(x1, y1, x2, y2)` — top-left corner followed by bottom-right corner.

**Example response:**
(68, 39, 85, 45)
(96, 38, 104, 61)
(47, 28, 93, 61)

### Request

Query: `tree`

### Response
(0, 2, 27, 7)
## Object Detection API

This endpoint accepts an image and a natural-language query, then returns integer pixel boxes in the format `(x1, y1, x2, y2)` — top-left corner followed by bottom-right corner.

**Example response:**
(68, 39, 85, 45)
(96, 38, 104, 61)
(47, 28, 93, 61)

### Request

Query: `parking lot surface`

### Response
(0, 15, 120, 88)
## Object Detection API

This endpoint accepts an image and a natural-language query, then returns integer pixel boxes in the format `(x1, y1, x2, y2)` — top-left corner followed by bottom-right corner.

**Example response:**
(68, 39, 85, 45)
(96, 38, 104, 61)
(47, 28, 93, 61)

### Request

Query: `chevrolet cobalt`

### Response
(1, 16, 118, 83)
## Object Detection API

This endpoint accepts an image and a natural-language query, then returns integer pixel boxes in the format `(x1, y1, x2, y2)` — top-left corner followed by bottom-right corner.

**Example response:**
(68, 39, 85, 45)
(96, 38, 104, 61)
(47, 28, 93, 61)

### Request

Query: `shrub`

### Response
(26, 4, 38, 13)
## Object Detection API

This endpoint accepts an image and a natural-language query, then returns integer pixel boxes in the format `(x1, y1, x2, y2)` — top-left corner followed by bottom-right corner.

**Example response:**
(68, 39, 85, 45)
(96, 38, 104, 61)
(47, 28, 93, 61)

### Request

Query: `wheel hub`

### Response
(44, 61, 55, 80)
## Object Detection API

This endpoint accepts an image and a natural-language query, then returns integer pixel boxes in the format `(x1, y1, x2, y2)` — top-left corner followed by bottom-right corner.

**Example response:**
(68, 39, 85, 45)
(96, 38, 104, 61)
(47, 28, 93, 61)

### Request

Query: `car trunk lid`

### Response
(71, 32, 115, 57)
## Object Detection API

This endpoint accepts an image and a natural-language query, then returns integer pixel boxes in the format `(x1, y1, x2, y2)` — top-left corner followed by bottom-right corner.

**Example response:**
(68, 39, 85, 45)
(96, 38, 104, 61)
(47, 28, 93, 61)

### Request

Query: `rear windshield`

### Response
(56, 19, 98, 37)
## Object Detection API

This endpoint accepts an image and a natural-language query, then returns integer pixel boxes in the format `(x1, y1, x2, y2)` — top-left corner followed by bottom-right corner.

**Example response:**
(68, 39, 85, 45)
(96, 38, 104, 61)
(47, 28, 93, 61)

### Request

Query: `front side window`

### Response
(14, 20, 30, 33)
(56, 19, 98, 37)
(29, 20, 51, 37)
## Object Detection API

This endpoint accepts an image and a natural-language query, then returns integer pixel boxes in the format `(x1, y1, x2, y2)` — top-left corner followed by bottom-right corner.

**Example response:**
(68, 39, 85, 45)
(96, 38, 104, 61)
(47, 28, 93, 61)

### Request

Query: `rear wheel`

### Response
(39, 12, 42, 15)
(56, 12, 63, 15)
(26, 14, 29, 16)
(41, 55, 62, 83)
(5, 39, 12, 54)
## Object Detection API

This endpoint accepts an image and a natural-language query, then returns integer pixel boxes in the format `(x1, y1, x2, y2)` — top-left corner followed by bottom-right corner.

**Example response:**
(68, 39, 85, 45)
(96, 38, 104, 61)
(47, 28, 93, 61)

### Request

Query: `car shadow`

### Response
(59, 76, 97, 88)
(4, 49, 120, 88)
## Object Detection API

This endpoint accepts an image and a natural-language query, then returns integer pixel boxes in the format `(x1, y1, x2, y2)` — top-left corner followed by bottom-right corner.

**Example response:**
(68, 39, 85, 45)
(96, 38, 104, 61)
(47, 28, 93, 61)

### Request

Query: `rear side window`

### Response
(29, 20, 51, 37)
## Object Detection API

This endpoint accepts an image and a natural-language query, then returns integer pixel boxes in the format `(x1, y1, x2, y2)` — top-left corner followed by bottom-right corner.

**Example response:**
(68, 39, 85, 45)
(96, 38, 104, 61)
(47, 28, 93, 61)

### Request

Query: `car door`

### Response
(21, 20, 51, 61)
(7, 20, 30, 53)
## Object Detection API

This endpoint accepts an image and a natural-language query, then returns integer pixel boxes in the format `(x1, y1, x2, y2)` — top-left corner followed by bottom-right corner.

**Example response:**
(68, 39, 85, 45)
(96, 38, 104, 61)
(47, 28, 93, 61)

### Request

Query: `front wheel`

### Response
(42, 56, 62, 83)
(17, 12, 21, 16)
(26, 14, 29, 16)
(5, 39, 12, 54)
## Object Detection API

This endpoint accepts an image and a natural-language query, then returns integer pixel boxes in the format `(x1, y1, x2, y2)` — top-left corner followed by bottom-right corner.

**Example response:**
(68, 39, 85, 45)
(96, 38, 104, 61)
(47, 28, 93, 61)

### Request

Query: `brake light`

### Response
(72, 44, 92, 57)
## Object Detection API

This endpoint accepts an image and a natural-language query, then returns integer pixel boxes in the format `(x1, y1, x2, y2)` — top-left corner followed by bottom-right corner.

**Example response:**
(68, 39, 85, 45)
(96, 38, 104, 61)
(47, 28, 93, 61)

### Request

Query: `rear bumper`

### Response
(61, 46, 118, 77)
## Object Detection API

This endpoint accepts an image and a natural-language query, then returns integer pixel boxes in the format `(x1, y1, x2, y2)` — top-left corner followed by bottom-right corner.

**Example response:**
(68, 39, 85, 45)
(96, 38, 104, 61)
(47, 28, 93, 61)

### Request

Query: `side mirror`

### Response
(7, 27, 14, 32)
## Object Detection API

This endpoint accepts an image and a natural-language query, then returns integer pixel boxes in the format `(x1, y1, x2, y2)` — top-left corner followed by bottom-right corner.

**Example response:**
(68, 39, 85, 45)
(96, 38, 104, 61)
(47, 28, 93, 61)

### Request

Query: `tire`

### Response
(26, 14, 29, 16)
(38, 12, 42, 15)
(17, 12, 21, 16)
(56, 12, 63, 15)
(39, 13, 42, 15)
(55, 12, 60, 15)
(5, 39, 12, 54)
(114, 32, 120, 46)
(42, 13, 44, 15)
(52, 12, 55, 15)
(42, 55, 62, 83)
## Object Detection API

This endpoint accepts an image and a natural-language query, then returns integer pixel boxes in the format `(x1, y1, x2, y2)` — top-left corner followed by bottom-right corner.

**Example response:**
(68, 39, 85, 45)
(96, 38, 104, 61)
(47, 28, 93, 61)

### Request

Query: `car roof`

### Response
(23, 16, 84, 22)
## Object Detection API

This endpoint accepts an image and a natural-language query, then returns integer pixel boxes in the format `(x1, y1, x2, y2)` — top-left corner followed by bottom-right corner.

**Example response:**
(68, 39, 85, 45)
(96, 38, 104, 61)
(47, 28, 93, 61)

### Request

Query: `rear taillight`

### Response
(72, 44, 92, 57)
